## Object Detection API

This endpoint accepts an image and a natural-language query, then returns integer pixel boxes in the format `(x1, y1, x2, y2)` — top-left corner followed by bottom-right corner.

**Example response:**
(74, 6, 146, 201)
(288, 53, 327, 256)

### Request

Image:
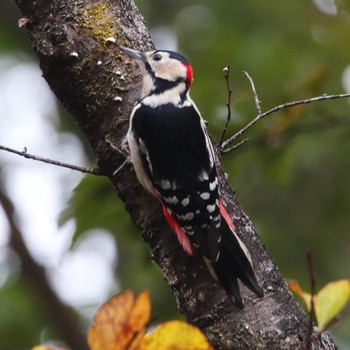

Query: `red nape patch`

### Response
(183, 63, 193, 89)
(161, 203, 193, 256)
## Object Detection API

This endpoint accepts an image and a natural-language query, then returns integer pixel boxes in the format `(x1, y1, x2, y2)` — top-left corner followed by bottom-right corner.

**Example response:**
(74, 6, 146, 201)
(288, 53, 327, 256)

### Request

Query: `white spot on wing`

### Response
(164, 196, 179, 204)
(160, 179, 171, 190)
(207, 204, 216, 213)
(200, 192, 210, 200)
(213, 214, 221, 222)
(181, 197, 190, 206)
(199, 171, 209, 181)
(209, 178, 218, 191)
(178, 212, 194, 221)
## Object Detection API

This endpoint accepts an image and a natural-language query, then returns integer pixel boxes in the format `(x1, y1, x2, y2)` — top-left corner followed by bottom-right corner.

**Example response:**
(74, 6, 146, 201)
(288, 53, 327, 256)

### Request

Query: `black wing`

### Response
(132, 102, 220, 239)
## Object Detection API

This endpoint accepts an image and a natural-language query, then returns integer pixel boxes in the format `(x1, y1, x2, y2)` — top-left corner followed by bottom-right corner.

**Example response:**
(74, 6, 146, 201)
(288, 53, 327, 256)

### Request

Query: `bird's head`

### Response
(119, 46, 193, 99)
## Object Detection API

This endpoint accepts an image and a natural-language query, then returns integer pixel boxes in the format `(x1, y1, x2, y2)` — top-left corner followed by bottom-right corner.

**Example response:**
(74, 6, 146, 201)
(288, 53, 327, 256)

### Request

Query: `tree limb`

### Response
(13, 0, 338, 348)
(0, 182, 87, 350)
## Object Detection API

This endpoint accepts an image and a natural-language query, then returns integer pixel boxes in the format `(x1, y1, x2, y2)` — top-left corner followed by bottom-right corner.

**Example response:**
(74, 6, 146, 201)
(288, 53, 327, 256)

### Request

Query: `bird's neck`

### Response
(140, 76, 190, 108)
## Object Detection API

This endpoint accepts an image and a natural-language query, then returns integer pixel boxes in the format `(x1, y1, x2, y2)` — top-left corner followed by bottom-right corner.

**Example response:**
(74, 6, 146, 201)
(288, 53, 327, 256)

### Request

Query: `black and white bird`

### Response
(119, 46, 263, 307)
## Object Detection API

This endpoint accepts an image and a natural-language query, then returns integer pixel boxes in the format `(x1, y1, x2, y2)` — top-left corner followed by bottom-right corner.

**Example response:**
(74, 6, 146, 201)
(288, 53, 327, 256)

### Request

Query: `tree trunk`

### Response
(14, 0, 337, 349)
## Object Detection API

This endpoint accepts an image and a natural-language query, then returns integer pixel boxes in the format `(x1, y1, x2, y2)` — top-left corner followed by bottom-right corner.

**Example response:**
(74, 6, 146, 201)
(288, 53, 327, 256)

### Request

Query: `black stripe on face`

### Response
(144, 61, 156, 79)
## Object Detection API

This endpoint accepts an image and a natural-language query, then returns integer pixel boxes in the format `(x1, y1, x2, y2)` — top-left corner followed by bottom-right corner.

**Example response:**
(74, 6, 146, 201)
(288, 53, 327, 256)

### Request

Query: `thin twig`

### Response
(320, 314, 341, 334)
(221, 92, 350, 152)
(306, 249, 316, 350)
(242, 71, 262, 115)
(0, 144, 102, 175)
(218, 66, 233, 148)
(221, 138, 250, 154)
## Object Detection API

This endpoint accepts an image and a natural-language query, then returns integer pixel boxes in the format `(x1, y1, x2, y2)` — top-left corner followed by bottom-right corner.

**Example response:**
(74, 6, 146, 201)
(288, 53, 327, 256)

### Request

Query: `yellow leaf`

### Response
(140, 320, 213, 350)
(88, 290, 150, 350)
(315, 279, 350, 329)
(289, 279, 350, 330)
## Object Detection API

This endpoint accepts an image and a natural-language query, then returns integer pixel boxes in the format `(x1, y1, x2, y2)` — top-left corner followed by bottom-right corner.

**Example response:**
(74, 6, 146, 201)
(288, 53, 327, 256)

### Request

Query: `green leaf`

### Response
(59, 175, 123, 244)
(315, 279, 350, 329)
(290, 279, 350, 330)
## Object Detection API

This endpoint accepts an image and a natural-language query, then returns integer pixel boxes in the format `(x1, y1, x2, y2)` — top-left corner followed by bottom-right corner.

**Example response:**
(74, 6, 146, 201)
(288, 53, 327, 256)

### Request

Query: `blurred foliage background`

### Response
(0, 0, 349, 349)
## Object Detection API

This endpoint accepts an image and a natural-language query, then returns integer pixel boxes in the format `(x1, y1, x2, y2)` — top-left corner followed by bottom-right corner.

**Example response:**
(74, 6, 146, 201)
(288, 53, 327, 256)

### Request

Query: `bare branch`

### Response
(243, 71, 262, 115)
(320, 314, 342, 334)
(0, 144, 103, 175)
(306, 249, 317, 350)
(222, 92, 350, 152)
(218, 66, 233, 148)
(221, 138, 250, 154)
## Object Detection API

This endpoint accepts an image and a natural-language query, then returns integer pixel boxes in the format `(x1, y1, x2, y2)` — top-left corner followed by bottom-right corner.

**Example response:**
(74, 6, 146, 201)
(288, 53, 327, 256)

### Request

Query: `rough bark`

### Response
(14, 0, 337, 349)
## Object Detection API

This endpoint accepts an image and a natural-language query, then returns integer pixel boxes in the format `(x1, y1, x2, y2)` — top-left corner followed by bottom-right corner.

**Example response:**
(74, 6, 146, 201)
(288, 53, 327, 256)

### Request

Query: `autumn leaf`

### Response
(34, 290, 213, 350)
(289, 280, 312, 310)
(140, 320, 213, 350)
(88, 289, 150, 350)
(289, 279, 350, 330)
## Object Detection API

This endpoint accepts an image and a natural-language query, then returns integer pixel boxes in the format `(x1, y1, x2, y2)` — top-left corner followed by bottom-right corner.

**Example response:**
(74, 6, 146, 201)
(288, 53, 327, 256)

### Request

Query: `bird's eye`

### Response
(153, 53, 162, 61)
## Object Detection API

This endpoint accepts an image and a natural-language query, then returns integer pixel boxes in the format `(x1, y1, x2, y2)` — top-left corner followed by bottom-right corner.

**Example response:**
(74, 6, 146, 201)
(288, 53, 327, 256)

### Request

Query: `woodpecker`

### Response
(119, 46, 263, 307)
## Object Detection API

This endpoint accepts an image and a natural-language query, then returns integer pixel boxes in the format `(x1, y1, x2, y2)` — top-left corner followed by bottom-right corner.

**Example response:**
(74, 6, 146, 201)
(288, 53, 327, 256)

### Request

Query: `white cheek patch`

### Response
(154, 59, 187, 82)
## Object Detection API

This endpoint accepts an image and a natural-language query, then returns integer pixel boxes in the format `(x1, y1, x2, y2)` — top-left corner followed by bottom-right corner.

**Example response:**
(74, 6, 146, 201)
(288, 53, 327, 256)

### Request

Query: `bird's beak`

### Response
(118, 46, 147, 62)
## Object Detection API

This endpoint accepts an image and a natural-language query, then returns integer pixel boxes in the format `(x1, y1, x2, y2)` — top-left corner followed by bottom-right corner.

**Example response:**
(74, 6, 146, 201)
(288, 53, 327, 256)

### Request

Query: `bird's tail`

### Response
(210, 202, 263, 307)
